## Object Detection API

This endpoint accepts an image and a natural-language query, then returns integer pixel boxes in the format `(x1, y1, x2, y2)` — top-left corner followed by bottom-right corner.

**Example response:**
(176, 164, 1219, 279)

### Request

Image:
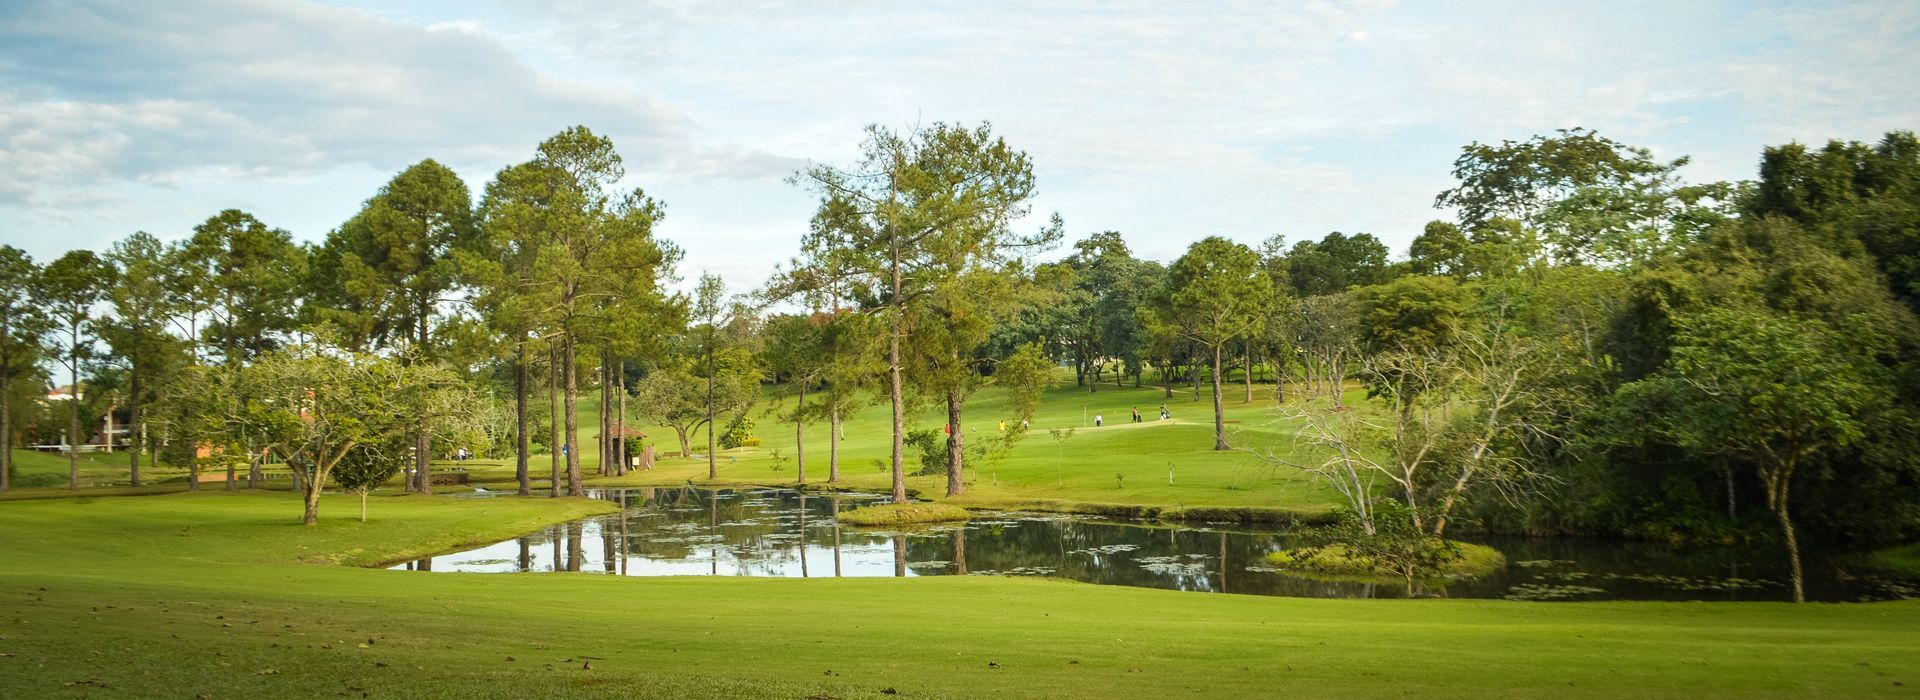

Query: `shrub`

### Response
(718, 416, 756, 450)
(837, 502, 971, 526)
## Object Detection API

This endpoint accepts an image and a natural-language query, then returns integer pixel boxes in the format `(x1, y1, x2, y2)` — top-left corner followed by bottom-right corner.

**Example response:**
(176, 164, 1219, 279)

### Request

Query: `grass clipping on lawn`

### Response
(838, 501, 971, 526)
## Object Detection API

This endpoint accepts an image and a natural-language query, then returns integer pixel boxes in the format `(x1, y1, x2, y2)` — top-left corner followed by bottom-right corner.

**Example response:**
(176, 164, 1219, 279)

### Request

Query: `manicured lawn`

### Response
(6, 372, 1362, 519)
(1, 491, 1916, 698)
(518, 376, 1365, 517)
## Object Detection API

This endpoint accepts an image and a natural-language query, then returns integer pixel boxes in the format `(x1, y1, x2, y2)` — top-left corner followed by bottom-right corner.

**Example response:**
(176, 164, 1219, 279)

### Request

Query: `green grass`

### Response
(1873, 542, 1920, 576)
(5, 370, 1366, 519)
(2, 491, 1917, 698)
(836, 501, 971, 526)
(553, 373, 1368, 519)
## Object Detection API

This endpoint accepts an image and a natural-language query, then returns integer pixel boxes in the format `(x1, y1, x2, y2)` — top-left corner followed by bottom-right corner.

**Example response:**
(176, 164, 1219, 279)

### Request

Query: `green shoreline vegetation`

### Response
(836, 501, 972, 526)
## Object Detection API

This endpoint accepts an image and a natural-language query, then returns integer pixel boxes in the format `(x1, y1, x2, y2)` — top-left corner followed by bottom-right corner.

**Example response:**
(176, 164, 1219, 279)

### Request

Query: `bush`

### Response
(1271, 501, 1503, 584)
(718, 416, 756, 450)
(837, 502, 971, 526)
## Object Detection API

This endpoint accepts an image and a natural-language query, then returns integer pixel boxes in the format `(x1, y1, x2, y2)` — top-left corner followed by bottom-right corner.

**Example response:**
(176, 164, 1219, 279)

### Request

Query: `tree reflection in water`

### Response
(406, 487, 1920, 602)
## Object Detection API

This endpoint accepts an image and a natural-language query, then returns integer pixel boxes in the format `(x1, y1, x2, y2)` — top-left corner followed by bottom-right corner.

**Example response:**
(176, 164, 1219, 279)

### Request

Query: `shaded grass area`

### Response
(837, 501, 971, 526)
(1874, 542, 1920, 576)
(2, 492, 1919, 697)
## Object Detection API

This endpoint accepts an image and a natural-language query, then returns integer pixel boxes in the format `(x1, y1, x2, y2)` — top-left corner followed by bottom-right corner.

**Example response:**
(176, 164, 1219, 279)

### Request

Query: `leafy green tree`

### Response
(1286, 232, 1393, 297)
(520, 127, 675, 495)
(993, 341, 1058, 442)
(0, 246, 41, 493)
(330, 434, 409, 523)
(763, 313, 830, 483)
(1751, 131, 1920, 312)
(237, 347, 473, 525)
(687, 274, 761, 479)
(631, 363, 751, 459)
(100, 232, 187, 488)
(1618, 309, 1890, 602)
(39, 250, 112, 489)
(1436, 128, 1733, 266)
(793, 121, 1045, 503)
(1165, 237, 1272, 450)
(469, 160, 559, 496)
(186, 210, 307, 366)
(1353, 275, 1470, 354)
(1408, 221, 1471, 277)
(771, 209, 885, 483)
(316, 159, 477, 493)
(1060, 231, 1157, 389)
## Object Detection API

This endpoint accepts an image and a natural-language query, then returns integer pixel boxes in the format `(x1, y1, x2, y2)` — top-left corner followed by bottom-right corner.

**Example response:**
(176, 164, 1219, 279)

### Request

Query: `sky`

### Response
(2, 0, 1917, 292)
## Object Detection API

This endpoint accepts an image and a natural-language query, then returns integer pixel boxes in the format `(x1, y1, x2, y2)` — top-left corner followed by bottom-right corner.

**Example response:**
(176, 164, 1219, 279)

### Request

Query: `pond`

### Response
(399, 487, 1920, 602)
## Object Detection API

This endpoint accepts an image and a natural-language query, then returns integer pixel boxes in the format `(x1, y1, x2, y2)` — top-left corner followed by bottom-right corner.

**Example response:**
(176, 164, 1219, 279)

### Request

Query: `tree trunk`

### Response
(67, 347, 79, 490)
(128, 371, 141, 487)
(247, 445, 262, 488)
(1778, 504, 1804, 603)
(945, 388, 965, 497)
(705, 363, 717, 480)
(1243, 348, 1253, 403)
(413, 431, 431, 495)
(1763, 460, 1805, 603)
(549, 342, 562, 498)
(0, 368, 9, 495)
(616, 361, 627, 477)
(515, 343, 530, 496)
(360, 489, 368, 523)
(795, 381, 806, 484)
(674, 427, 691, 459)
(952, 527, 967, 575)
(1191, 357, 1201, 401)
(1722, 463, 1736, 520)
(302, 478, 322, 526)
(1210, 346, 1228, 451)
(828, 407, 841, 483)
(1161, 362, 1172, 398)
(887, 312, 906, 503)
(563, 335, 582, 497)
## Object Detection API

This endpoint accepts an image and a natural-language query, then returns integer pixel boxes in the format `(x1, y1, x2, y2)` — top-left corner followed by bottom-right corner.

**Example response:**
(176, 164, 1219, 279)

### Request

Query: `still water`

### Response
(398, 487, 1919, 602)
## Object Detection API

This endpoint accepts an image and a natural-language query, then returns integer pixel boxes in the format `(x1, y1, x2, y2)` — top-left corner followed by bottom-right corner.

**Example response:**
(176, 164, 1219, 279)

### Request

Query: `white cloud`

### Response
(0, 0, 800, 208)
(2, 0, 1917, 278)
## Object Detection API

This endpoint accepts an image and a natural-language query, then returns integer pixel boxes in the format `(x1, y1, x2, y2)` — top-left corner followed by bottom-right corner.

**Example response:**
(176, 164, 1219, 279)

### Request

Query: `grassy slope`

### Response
(468, 374, 1359, 516)
(4, 371, 1355, 517)
(2, 491, 1918, 698)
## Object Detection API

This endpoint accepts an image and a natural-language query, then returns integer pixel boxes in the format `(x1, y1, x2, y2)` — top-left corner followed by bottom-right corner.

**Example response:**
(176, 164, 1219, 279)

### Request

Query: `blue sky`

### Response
(2, 0, 1916, 291)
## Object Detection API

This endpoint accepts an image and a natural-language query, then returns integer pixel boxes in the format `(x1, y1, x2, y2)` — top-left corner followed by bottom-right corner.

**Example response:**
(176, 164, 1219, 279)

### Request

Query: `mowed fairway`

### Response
(1, 491, 1917, 698)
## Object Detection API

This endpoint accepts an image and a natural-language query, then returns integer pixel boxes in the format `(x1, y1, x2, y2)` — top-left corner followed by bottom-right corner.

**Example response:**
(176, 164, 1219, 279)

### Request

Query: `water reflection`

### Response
(406, 487, 1920, 602)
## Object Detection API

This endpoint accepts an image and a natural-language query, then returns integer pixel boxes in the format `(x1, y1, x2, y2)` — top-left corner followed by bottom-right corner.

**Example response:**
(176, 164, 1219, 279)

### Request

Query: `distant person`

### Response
(997, 420, 1006, 432)
(1159, 404, 1169, 420)
(1094, 414, 1103, 427)
(1131, 407, 1141, 423)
